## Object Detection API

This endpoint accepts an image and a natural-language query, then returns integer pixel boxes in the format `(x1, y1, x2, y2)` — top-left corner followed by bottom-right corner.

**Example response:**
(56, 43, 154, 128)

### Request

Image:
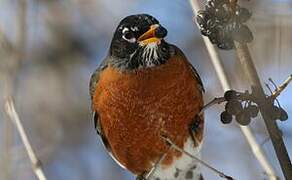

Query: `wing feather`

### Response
(90, 57, 126, 169)
(171, 45, 205, 93)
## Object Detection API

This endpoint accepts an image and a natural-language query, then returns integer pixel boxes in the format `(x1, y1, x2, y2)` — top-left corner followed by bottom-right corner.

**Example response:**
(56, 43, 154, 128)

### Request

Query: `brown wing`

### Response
(89, 57, 127, 169)
(89, 58, 109, 102)
(173, 45, 205, 93)
(90, 57, 109, 134)
(172, 45, 205, 146)
(92, 111, 126, 169)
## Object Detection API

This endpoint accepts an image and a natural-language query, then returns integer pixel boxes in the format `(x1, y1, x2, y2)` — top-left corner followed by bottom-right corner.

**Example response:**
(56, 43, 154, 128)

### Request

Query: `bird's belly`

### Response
(93, 59, 203, 174)
(151, 137, 203, 180)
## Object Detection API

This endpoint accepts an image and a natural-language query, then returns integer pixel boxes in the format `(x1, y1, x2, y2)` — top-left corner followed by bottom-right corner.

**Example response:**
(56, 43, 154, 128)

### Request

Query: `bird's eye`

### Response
(122, 31, 136, 43)
(124, 31, 134, 39)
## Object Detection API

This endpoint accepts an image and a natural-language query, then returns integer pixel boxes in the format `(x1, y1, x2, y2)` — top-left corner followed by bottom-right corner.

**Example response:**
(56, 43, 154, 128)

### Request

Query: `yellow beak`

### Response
(138, 24, 161, 45)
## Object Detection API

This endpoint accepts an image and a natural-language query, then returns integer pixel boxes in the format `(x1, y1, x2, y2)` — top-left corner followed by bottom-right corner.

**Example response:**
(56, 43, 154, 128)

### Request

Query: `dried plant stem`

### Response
(143, 146, 172, 180)
(201, 74, 292, 113)
(189, 1, 277, 179)
(271, 75, 292, 99)
(199, 97, 225, 115)
(4, 99, 47, 180)
(234, 42, 292, 179)
(1, 0, 27, 178)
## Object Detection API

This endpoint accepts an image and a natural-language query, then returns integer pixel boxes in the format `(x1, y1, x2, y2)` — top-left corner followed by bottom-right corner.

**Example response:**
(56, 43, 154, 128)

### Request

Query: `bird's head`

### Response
(109, 14, 174, 70)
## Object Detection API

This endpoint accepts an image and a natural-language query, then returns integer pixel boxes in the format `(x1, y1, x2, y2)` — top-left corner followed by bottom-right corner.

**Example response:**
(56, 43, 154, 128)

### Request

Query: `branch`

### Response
(1, 1, 49, 180)
(138, 146, 172, 180)
(189, 0, 278, 179)
(199, 97, 225, 115)
(4, 98, 47, 180)
(234, 40, 292, 179)
(192, 0, 292, 177)
(271, 75, 292, 99)
(200, 73, 292, 115)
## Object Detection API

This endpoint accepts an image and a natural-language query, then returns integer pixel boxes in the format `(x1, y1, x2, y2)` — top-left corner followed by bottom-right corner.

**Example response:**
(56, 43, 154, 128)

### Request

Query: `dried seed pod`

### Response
(224, 90, 237, 101)
(279, 108, 288, 121)
(271, 105, 281, 120)
(236, 8, 252, 23)
(196, 0, 253, 50)
(197, 10, 210, 27)
(246, 105, 259, 118)
(221, 111, 233, 124)
(236, 111, 251, 126)
(226, 100, 243, 115)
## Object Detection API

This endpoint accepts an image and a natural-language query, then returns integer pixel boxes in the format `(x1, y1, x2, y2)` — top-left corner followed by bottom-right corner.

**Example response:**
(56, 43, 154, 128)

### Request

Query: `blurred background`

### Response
(0, 0, 291, 179)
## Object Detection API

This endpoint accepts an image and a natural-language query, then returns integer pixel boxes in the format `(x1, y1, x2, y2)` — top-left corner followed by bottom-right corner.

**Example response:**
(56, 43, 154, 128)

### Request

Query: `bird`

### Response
(90, 14, 205, 180)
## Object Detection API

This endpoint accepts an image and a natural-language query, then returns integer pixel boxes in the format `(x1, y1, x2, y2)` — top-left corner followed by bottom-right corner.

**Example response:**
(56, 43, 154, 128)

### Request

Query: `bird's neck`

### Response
(110, 41, 175, 71)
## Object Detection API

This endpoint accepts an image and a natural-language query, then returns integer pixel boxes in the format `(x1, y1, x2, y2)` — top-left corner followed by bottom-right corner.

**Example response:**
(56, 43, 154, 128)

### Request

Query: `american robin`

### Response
(90, 14, 204, 180)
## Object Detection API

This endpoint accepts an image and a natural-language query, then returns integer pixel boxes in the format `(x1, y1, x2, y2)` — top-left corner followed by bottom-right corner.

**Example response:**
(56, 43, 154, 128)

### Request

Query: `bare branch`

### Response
(143, 146, 172, 180)
(234, 40, 292, 179)
(4, 98, 47, 180)
(199, 97, 225, 115)
(201, 74, 292, 115)
(271, 75, 292, 99)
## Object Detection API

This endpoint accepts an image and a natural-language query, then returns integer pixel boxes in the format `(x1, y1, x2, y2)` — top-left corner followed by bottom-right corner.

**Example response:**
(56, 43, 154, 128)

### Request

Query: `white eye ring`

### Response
(122, 35, 136, 43)
(122, 27, 129, 34)
(122, 28, 136, 43)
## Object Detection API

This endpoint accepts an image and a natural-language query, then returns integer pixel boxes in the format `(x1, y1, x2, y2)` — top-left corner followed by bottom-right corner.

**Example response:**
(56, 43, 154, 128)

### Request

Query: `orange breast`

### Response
(92, 55, 203, 174)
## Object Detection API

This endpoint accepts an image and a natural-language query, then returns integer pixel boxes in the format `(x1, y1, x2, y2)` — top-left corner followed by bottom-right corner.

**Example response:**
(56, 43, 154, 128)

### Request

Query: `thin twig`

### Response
(189, 1, 278, 179)
(265, 83, 274, 95)
(271, 75, 292, 99)
(4, 98, 47, 180)
(160, 135, 234, 180)
(1, 0, 27, 179)
(0, 28, 14, 180)
(144, 145, 173, 180)
(269, 78, 278, 91)
(199, 97, 225, 115)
